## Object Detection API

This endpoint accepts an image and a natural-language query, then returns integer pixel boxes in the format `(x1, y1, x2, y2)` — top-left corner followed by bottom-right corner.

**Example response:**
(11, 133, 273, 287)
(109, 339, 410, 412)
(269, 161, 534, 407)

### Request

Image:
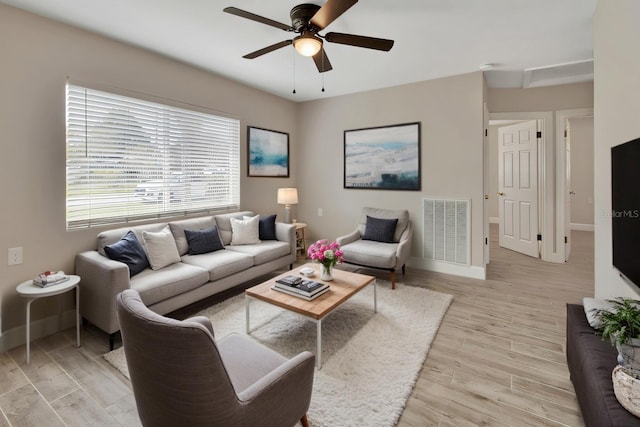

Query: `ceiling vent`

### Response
(523, 59, 593, 88)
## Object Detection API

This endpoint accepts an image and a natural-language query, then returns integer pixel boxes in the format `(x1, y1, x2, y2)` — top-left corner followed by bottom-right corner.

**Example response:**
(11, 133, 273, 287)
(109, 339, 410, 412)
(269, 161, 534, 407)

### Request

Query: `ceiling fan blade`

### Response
(310, 0, 358, 30)
(243, 40, 292, 59)
(325, 32, 394, 51)
(312, 47, 333, 73)
(223, 7, 293, 31)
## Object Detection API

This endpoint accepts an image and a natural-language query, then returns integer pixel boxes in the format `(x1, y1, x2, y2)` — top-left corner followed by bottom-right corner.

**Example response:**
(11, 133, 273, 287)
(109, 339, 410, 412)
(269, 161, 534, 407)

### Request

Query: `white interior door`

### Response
(498, 120, 539, 258)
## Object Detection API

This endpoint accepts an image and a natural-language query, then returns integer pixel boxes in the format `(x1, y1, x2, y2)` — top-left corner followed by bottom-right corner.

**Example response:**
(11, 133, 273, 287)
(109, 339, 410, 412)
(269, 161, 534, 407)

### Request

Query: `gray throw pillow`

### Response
(104, 230, 149, 277)
(583, 297, 617, 330)
(185, 226, 225, 255)
(362, 215, 398, 243)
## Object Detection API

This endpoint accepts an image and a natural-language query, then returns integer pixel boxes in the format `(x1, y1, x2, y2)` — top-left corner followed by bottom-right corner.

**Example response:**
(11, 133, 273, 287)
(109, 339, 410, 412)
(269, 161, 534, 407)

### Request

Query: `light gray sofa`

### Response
(75, 211, 295, 348)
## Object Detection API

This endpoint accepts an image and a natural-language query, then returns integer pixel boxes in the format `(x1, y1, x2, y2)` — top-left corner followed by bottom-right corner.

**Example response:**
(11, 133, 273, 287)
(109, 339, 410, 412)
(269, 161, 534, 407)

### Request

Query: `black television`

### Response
(611, 136, 640, 287)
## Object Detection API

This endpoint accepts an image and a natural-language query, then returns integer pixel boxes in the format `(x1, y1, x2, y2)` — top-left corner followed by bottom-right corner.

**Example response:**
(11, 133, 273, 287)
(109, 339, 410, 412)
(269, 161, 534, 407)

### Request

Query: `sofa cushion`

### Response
(566, 303, 640, 426)
(363, 216, 398, 243)
(184, 226, 225, 255)
(358, 208, 409, 243)
(130, 262, 209, 306)
(215, 211, 255, 245)
(104, 230, 149, 277)
(181, 250, 254, 282)
(230, 215, 261, 245)
(169, 216, 217, 256)
(226, 241, 291, 265)
(142, 226, 181, 270)
(340, 239, 398, 269)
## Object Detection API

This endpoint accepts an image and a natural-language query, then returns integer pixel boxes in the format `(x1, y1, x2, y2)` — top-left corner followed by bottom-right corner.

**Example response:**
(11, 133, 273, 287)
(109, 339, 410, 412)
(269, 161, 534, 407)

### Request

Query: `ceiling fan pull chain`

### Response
(292, 46, 297, 94)
(321, 60, 325, 93)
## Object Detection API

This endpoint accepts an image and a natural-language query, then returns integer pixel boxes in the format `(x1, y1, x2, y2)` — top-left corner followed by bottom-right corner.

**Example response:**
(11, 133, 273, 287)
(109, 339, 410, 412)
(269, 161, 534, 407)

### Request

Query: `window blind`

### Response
(66, 84, 240, 230)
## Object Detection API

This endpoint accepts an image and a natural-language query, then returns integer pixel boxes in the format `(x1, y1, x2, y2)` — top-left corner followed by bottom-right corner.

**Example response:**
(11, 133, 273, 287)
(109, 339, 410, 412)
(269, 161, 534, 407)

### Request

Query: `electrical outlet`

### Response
(8, 247, 23, 266)
(317, 208, 323, 217)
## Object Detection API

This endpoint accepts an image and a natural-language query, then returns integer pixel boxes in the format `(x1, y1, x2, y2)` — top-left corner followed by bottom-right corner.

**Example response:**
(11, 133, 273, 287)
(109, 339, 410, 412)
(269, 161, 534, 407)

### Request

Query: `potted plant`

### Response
(595, 297, 640, 373)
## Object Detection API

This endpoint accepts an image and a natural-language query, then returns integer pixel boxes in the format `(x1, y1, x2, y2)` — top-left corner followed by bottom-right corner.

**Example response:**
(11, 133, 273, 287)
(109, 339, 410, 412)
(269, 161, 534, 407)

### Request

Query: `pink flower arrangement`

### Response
(307, 239, 344, 268)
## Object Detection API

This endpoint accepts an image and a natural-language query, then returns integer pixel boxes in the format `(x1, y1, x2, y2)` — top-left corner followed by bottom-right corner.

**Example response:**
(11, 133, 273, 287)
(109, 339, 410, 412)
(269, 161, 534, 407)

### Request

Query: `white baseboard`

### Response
(489, 216, 499, 224)
(0, 309, 77, 353)
(409, 257, 486, 280)
(571, 223, 595, 232)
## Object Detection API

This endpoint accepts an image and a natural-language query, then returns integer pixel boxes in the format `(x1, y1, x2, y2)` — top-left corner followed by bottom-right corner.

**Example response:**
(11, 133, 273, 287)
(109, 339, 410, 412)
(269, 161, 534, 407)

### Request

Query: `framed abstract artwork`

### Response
(344, 122, 421, 190)
(247, 126, 289, 177)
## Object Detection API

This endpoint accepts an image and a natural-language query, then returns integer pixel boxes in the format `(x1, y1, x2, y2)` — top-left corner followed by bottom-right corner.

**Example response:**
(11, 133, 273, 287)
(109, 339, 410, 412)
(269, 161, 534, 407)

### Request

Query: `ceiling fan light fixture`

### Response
(293, 32, 322, 57)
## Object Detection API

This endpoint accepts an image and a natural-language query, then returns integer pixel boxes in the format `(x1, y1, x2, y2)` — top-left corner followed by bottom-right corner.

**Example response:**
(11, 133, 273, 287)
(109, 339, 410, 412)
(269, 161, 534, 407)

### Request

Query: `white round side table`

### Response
(16, 275, 81, 364)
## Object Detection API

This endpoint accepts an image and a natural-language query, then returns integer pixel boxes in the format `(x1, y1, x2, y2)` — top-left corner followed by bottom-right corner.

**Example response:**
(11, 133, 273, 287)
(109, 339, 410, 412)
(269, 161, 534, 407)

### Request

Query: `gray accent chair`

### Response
(336, 207, 412, 289)
(116, 289, 315, 427)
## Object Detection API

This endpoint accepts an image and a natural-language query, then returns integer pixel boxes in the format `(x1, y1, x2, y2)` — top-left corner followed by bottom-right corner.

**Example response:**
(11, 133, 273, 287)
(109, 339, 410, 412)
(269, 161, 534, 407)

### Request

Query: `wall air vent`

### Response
(523, 59, 593, 88)
(423, 198, 470, 265)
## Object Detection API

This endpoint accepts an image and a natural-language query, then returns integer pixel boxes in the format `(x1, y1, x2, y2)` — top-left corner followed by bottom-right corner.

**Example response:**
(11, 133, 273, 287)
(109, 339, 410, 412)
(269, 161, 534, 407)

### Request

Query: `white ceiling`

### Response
(2, 0, 597, 102)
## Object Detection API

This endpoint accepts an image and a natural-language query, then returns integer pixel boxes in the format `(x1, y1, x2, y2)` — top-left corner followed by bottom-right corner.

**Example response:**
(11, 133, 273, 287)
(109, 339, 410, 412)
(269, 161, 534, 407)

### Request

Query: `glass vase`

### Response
(320, 264, 333, 281)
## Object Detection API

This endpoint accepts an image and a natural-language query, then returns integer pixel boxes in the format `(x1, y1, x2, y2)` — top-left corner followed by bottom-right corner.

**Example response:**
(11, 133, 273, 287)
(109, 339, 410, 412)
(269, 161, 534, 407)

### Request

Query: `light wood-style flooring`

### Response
(0, 226, 593, 426)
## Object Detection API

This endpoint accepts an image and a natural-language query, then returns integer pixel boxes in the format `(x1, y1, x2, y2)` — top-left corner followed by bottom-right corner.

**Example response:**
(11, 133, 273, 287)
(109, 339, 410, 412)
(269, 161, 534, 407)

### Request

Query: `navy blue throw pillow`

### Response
(258, 214, 277, 240)
(362, 216, 398, 243)
(185, 226, 225, 255)
(104, 231, 150, 277)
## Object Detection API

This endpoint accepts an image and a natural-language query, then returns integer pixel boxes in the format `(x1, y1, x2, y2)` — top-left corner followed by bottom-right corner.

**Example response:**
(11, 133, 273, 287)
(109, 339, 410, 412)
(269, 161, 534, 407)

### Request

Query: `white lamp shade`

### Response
(277, 188, 298, 205)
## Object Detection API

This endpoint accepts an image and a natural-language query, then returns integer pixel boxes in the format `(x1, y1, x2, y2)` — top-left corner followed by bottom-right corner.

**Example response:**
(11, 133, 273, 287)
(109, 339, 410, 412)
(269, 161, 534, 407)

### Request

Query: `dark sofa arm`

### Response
(566, 303, 640, 426)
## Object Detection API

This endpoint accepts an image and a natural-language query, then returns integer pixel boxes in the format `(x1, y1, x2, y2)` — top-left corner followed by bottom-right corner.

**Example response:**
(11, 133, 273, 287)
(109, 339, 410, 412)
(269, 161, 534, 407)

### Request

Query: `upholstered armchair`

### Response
(336, 207, 412, 289)
(116, 289, 315, 427)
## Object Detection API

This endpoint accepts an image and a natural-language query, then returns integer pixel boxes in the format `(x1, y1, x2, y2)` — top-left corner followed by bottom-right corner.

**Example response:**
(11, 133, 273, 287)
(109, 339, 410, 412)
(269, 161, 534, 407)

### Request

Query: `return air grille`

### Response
(423, 198, 470, 265)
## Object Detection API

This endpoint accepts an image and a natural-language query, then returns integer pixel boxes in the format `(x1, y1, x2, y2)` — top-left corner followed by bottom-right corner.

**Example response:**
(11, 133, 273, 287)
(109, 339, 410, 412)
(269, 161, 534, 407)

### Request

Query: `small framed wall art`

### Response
(247, 126, 289, 177)
(344, 122, 421, 190)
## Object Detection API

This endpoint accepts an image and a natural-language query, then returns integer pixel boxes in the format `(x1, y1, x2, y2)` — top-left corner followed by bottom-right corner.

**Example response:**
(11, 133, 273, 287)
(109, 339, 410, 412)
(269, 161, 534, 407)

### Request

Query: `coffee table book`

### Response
(275, 275, 303, 286)
(271, 285, 330, 301)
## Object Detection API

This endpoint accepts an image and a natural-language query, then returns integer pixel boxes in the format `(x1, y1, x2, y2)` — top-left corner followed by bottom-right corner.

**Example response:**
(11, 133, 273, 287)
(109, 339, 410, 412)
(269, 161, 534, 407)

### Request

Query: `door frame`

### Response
(489, 111, 555, 262)
(555, 108, 594, 261)
(483, 103, 490, 265)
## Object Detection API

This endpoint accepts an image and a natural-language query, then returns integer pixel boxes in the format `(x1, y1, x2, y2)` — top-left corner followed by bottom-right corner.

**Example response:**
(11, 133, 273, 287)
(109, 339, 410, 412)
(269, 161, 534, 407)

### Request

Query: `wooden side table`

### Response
(295, 222, 307, 259)
(16, 275, 81, 364)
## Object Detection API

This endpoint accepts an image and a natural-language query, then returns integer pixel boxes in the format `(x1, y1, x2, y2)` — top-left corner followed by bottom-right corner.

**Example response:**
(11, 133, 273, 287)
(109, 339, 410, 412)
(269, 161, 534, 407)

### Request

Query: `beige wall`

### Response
(488, 82, 594, 113)
(0, 4, 298, 334)
(569, 116, 594, 226)
(593, 0, 640, 299)
(296, 72, 486, 272)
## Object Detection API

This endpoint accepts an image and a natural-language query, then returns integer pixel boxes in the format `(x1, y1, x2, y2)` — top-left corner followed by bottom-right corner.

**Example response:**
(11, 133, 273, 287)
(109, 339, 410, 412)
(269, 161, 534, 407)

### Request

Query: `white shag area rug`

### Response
(104, 281, 452, 427)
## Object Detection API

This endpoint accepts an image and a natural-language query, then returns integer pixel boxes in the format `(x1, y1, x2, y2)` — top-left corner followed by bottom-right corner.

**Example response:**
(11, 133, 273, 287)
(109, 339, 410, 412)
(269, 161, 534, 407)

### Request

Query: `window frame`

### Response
(65, 83, 241, 230)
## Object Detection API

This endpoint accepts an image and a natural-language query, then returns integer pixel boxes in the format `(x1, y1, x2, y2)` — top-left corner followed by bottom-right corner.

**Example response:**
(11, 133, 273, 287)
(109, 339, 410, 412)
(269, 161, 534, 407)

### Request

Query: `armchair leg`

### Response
(390, 271, 396, 290)
(300, 414, 310, 427)
(402, 264, 406, 275)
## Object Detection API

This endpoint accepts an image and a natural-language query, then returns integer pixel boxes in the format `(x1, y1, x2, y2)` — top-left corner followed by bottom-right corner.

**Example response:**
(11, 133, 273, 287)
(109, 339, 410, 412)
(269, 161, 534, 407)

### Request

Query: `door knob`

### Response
(497, 192, 504, 196)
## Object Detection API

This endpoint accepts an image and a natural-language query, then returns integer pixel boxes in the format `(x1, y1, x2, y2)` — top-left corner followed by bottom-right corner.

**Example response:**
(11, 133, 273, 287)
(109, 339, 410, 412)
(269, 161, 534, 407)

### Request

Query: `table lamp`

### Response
(277, 188, 298, 224)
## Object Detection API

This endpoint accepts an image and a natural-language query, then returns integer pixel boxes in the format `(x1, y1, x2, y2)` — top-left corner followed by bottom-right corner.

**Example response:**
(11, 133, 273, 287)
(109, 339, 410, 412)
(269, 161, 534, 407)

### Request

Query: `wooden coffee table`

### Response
(245, 263, 376, 368)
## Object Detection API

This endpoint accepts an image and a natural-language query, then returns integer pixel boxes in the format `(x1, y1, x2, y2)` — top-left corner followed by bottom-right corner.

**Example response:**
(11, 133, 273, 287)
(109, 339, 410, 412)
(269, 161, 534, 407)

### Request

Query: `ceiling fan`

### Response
(223, 0, 394, 73)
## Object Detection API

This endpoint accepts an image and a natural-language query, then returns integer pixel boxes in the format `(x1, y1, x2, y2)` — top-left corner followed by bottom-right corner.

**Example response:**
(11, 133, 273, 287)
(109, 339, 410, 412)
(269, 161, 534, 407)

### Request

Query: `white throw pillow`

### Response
(142, 226, 181, 270)
(583, 297, 617, 330)
(230, 215, 261, 245)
